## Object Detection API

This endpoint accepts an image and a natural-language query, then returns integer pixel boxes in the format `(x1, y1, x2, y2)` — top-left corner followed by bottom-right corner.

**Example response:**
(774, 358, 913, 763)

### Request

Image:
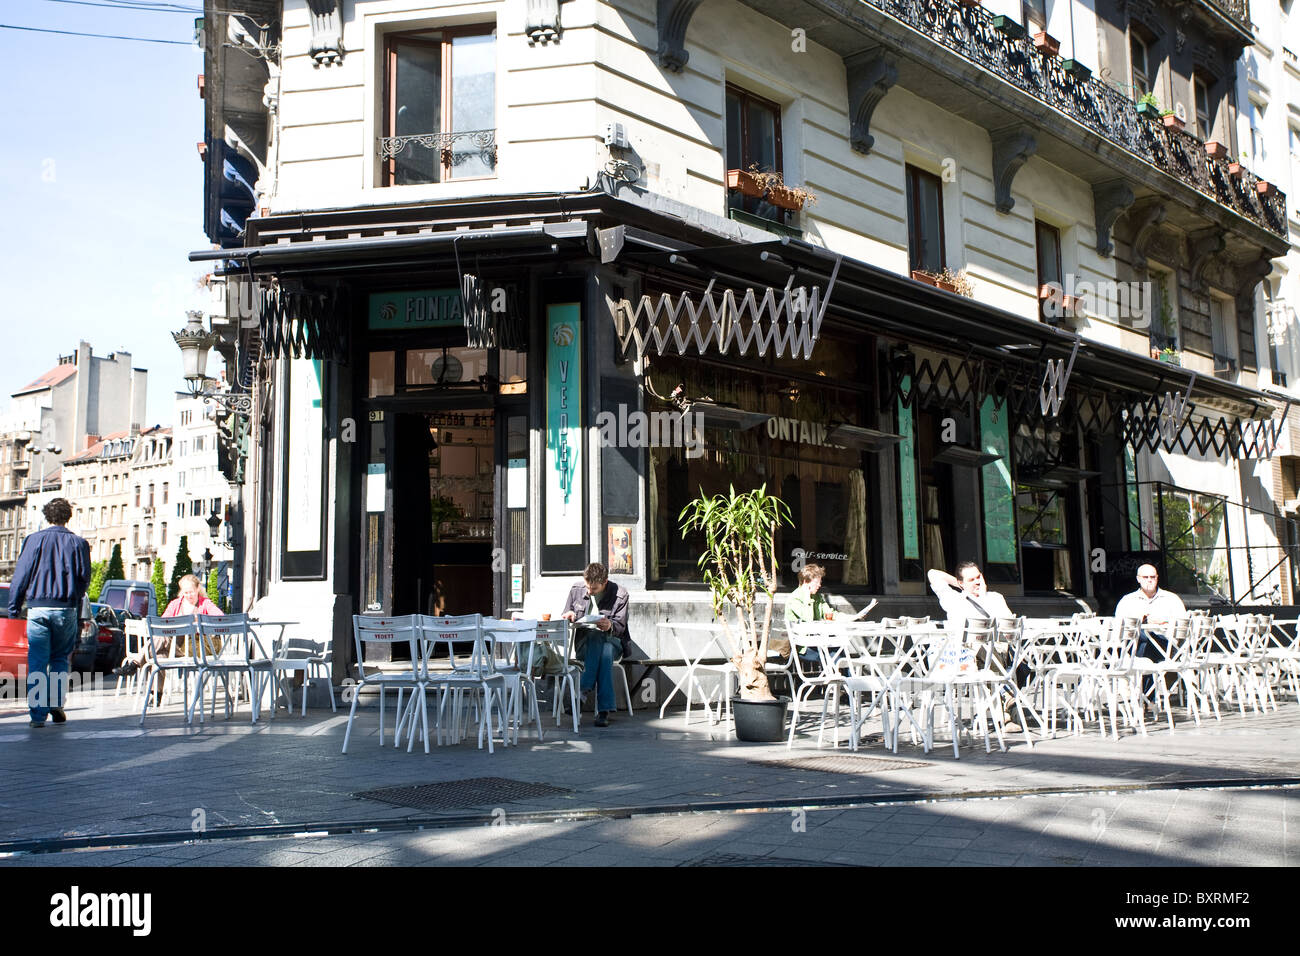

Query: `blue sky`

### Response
(0, 0, 213, 430)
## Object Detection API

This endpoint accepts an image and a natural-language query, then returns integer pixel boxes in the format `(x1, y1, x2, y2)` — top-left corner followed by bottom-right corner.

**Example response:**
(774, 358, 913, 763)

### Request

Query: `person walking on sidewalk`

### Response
(6, 498, 91, 728)
(561, 562, 630, 727)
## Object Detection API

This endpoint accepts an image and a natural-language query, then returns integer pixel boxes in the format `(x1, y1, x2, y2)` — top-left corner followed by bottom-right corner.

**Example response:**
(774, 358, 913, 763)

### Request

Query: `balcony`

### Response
(378, 129, 498, 186)
(857, 0, 1284, 239)
(1184, 0, 1252, 39)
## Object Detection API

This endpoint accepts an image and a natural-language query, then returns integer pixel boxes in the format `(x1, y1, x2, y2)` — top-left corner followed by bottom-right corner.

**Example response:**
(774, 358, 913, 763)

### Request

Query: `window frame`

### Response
(382, 25, 498, 188)
(1035, 220, 1063, 310)
(1193, 74, 1213, 141)
(724, 82, 785, 220)
(1130, 29, 1151, 100)
(905, 164, 947, 275)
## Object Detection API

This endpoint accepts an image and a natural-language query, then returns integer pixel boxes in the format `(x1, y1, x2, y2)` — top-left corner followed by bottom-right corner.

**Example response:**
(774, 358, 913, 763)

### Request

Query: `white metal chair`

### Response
(785, 622, 856, 748)
(416, 614, 510, 753)
(269, 629, 337, 717)
(195, 615, 275, 724)
(483, 618, 545, 744)
(138, 616, 203, 727)
(341, 615, 421, 754)
(116, 618, 150, 699)
(537, 619, 582, 731)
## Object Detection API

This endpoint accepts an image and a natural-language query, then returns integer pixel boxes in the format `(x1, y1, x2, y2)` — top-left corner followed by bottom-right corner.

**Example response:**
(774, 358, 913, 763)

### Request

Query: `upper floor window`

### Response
(162, 482, 169, 504)
(133, 485, 140, 507)
(1022, 0, 1047, 32)
(1035, 221, 1062, 320)
(906, 165, 946, 274)
(382, 27, 497, 186)
(1130, 30, 1151, 99)
(725, 84, 783, 219)
(1209, 295, 1238, 376)
(1193, 75, 1212, 140)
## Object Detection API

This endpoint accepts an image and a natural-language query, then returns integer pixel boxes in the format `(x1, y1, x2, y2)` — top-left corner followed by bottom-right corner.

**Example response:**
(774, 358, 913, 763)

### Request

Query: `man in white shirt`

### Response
(928, 562, 1021, 731)
(1115, 564, 1186, 700)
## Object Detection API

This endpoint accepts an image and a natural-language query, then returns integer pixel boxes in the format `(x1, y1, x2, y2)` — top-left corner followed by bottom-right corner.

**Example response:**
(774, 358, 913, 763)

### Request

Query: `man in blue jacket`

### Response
(7, 498, 91, 727)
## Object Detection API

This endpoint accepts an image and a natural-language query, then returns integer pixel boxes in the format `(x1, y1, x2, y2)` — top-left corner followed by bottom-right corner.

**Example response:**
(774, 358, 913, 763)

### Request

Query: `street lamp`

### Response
(172, 311, 252, 416)
(29, 441, 62, 528)
(206, 509, 222, 541)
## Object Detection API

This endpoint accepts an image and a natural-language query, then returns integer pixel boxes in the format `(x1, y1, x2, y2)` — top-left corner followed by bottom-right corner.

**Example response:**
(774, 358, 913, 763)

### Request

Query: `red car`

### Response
(0, 584, 27, 683)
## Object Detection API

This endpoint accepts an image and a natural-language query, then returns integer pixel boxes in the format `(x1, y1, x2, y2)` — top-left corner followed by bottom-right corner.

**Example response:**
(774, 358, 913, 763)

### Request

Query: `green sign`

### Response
(545, 303, 581, 545)
(898, 380, 919, 561)
(979, 397, 1017, 564)
(368, 289, 463, 330)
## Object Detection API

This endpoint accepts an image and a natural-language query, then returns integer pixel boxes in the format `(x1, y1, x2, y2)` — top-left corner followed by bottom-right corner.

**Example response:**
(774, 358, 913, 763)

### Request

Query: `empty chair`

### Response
(341, 615, 421, 754)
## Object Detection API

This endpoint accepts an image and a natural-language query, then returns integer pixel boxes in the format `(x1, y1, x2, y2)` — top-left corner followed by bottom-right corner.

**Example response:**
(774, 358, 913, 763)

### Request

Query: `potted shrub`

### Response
(1204, 141, 1229, 160)
(1257, 181, 1277, 198)
(1157, 347, 1181, 365)
(1062, 58, 1091, 81)
(679, 484, 792, 742)
(1161, 111, 1185, 132)
(915, 268, 974, 296)
(1032, 31, 1060, 56)
(1227, 158, 1245, 179)
(1135, 93, 1161, 118)
(745, 166, 818, 211)
(992, 15, 1026, 39)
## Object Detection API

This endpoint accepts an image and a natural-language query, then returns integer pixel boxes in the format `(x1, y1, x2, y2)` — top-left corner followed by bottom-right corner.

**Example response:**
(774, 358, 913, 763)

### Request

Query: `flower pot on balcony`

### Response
(912, 270, 960, 294)
(1204, 141, 1229, 160)
(1032, 31, 1060, 56)
(956, 0, 981, 6)
(1257, 181, 1277, 198)
(992, 15, 1027, 39)
(726, 168, 763, 198)
(1227, 162, 1244, 179)
(1061, 59, 1091, 81)
(1135, 101, 1161, 118)
(765, 184, 807, 211)
(1157, 349, 1181, 366)
(1161, 113, 1185, 132)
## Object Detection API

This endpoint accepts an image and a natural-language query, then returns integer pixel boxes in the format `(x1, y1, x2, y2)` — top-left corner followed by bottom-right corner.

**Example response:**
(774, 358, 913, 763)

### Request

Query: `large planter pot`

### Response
(1204, 141, 1229, 160)
(732, 696, 790, 742)
(1161, 114, 1185, 131)
(765, 184, 806, 211)
(1135, 101, 1160, 119)
(1032, 31, 1060, 56)
(991, 15, 1026, 39)
(1061, 59, 1091, 81)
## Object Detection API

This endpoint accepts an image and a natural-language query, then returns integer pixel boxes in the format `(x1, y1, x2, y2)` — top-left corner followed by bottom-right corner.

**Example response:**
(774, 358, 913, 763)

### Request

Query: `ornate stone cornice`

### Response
(305, 0, 343, 67)
(657, 0, 705, 73)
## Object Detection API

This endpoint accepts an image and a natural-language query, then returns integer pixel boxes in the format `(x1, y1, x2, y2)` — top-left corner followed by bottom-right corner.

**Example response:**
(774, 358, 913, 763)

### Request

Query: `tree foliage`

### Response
(87, 560, 107, 602)
(150, 559, 167, 614)
(105, 544, 125, 584)
(168, 536, 193, 602)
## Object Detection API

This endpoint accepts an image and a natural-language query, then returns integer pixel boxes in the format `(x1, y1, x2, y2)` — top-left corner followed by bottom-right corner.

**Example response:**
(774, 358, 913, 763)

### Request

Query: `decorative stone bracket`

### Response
(845, 48, 898, 155)
(990, 126, 1037, 214)
(1189, 229, 1226, 292)
(526, 0, 563, 45)
(1093, 180, 1136, 257)
(657, 0, 705, 73)
(305, 0, 343, 67)
(1129, 200, 1169, 273)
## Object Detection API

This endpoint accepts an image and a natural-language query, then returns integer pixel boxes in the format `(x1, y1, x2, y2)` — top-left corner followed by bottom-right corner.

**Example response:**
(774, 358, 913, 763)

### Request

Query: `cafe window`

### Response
(645, 337, 875, 591)
(725, 83, 783, 219)
(382, 27, 497, 186)
(906, 165, 945, 274)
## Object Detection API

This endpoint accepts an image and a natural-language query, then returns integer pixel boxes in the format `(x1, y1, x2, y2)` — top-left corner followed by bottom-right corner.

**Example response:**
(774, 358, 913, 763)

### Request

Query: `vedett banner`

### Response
(545, 302, 582, 545)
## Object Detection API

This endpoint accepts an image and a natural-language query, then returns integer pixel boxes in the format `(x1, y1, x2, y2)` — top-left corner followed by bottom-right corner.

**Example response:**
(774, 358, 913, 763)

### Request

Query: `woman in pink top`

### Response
(113, 574, 222, 677)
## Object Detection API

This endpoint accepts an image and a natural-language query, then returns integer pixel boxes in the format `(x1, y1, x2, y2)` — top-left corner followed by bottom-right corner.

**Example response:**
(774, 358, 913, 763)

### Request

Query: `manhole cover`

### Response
(749, 755, 930, 774)
(355, 777, 570, 811)
(684, 853, 851, 867)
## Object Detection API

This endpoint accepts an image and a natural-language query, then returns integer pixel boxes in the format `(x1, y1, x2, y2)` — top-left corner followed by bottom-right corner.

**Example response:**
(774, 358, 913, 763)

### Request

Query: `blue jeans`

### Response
(27, 607, 77, 722)
(578, 631, 621, 713)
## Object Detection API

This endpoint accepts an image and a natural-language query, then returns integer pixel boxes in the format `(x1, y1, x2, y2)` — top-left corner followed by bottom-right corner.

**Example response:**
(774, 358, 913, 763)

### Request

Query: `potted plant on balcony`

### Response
(1061, 58, 1091, 81)
(992, 15, 1027, 39)
(745, 166, 819, 211)
(1156, 346, 1181, 365)
(956, 0, 981, 7)
(1135, 92, 1161, 118)
(1227, 155, 1245, 179)
(1257, 181, 1277, 198)
(1032, 31, 1060, 56)
(726, 168, 764, 198)
(1204, 141, 1229, 160)
(679, 484, 792, 742)
(914, 268, 974, 296)
(1161, 110, 1185, 132)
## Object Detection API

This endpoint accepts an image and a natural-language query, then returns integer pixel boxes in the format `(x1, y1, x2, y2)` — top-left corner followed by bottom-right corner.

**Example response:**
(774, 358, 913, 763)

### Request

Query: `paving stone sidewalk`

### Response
(1, 684, 1297, 865)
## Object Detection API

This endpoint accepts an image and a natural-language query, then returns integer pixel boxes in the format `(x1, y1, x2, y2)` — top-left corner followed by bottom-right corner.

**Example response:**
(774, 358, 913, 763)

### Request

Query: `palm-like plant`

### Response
(679, 484, 791, 700)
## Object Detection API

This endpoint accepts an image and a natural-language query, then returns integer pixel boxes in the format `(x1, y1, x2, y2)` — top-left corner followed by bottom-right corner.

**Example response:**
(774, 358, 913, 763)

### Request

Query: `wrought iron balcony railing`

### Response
(378, 128, 498, 171)
(862, 0, 1286, 239)
(1198, 0, 1251, 34)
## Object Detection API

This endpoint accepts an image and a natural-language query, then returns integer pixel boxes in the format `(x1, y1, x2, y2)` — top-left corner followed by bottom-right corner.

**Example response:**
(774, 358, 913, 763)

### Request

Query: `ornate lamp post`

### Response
(29, 441, 62, 529)
(172, 311, 252, 416)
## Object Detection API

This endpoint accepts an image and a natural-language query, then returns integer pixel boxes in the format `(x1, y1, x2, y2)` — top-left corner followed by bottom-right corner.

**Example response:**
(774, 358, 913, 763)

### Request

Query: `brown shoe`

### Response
(50, 707, 67, 724)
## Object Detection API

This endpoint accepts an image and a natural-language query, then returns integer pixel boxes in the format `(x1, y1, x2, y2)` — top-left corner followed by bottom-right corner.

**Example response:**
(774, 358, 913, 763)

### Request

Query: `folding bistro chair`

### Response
(417, 614, 510, 753)
(195, 614, 275, 724)
(269, 630, 337, 717)
(341, 615, 421, 754)
(138, 616, 203, 727)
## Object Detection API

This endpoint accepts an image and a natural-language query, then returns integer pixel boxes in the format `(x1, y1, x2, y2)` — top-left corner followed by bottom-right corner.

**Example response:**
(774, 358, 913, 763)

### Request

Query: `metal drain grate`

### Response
(749, 754, 930, 774)
(684, 853, 851, 867)
(355, 777, 571, 811)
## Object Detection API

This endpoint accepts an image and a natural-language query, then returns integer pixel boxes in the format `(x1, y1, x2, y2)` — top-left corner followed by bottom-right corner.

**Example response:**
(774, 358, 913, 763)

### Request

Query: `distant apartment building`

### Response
(127, 427, 175, 580)
(61, 432, 135, 567)
(0, 431, 29, 577)
(172, 394, 233, 578)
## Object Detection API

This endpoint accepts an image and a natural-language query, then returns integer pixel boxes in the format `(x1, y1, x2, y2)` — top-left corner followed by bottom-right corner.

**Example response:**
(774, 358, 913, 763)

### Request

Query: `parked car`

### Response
(71, 603, 126, 674)
(0, 583, 27, 682)
(98, 580, 158, 620)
